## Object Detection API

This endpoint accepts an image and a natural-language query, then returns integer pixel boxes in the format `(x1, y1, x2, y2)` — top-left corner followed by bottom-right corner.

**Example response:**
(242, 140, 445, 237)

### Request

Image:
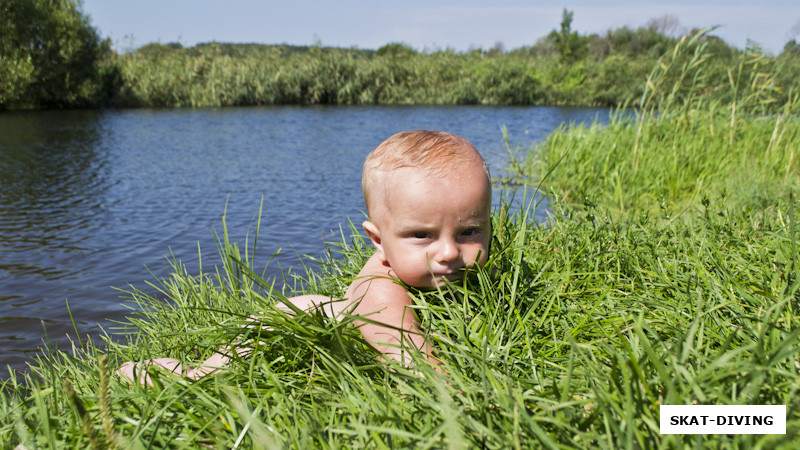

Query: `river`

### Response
(0, 105, 609, 373)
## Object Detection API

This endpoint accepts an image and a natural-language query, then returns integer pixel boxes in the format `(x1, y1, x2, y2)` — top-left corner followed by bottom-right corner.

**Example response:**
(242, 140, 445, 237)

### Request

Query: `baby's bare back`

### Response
(282, 252, 401, 318)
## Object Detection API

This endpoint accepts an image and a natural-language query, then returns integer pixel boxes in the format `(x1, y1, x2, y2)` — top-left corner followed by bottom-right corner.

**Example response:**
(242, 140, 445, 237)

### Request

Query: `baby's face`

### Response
(370, 163, 491, 289)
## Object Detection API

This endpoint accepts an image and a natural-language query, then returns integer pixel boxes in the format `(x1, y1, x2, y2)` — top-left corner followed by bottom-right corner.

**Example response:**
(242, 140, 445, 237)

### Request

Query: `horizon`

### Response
(81, 1, 800, 56)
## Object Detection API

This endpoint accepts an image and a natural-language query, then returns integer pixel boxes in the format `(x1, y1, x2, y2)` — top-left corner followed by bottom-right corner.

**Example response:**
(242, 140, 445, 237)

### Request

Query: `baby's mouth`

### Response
(434, 271, 463, 282)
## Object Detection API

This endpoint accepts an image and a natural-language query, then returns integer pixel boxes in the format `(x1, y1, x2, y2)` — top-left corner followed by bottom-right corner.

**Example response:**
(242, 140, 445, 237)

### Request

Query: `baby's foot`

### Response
(116, 361, 153, 386)
(116, 358, 185, 386)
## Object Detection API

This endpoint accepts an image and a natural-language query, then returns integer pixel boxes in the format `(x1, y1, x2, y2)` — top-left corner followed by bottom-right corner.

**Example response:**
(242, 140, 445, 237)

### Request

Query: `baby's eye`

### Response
(462, 228, 480, 237)
(412, 232, 428, 239)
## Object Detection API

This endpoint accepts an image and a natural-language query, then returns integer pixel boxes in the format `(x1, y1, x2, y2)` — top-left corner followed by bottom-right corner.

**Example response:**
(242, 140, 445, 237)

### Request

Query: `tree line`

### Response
(2, 1, 799, 110)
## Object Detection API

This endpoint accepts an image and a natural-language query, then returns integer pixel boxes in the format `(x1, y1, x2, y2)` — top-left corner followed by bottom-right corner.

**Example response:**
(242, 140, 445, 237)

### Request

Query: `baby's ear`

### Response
(362, 220, 387, 262)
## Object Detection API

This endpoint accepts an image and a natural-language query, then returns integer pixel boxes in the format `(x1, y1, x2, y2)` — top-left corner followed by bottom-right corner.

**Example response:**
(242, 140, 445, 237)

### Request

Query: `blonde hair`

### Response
(362, 130, 490, 220)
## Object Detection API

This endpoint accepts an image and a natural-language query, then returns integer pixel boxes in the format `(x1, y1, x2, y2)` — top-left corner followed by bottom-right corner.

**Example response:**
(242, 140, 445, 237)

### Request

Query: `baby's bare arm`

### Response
(348, 275, 439, 367)
(287, 288, 438, 367)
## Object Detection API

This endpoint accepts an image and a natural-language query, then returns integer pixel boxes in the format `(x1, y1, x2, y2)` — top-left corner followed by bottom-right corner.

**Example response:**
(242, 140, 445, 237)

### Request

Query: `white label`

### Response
(660, 405, 786, 434)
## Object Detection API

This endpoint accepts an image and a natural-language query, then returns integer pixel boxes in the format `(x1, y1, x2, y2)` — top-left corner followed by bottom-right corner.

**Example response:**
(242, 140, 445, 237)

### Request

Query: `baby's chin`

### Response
(406, 273, 465, 290)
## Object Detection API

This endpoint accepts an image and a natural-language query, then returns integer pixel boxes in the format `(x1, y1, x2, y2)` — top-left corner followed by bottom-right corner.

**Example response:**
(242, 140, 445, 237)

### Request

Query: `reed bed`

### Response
(113, 45, 563, 108)
(509, 34, 800, 216)
(110, 37, 790, 109)
(104, 32, 800, 110)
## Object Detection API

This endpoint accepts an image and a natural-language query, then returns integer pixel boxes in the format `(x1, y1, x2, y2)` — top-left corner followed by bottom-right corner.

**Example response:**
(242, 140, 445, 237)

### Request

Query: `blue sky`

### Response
(81, 1, 800, 55)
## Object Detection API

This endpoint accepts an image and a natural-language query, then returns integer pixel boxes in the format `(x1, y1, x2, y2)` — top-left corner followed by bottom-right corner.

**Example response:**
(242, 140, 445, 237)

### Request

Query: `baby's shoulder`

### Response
(345, 253, 410, 309)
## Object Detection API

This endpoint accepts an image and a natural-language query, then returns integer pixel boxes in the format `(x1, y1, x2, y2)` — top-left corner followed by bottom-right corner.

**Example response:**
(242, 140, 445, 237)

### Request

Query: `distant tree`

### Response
(783, 40, 800, 56)
(647, 14, 686, 38)
(549, 9, 588, 63)
(791, 20, 800, 40)
(531, 35, 558, 57)
(0, 0, 111, 109)
(509, 35, 558, 58)
(603, 26, 677, 57)
(376, 42, 417, 58)
(586, 34, 611, 60)
(487, 41, 505, 57)
(782, 21, 800, 56)
(137, 42, 185, 59)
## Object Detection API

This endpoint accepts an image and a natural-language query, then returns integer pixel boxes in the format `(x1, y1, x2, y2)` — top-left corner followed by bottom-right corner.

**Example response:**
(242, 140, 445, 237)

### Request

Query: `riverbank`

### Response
(67, 36, 800, 110)
(4, 1, 800, 111)
(505, 34, 800, 217)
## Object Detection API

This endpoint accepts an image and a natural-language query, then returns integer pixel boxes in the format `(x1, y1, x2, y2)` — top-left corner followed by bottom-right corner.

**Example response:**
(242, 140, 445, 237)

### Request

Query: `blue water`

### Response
(0, 105, 609, 372)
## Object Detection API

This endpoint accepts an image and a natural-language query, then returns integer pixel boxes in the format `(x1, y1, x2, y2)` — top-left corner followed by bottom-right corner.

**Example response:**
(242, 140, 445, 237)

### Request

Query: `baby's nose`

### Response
(436, 239, 460, 263)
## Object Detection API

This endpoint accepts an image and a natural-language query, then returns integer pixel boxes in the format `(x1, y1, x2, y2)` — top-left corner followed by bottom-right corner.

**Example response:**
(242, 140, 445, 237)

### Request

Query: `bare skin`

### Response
(116, 296, 339, 385)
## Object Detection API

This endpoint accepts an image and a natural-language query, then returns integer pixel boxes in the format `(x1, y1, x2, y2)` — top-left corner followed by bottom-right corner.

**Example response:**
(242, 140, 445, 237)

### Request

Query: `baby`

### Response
(118, 130, 491, 384)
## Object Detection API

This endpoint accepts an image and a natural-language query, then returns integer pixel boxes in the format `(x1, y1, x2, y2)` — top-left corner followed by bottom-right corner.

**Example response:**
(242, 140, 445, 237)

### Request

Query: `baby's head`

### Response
(362, 130, 491, 288)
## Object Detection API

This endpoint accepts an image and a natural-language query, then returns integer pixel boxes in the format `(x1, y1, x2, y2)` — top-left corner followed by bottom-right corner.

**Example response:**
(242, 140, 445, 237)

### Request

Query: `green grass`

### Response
(507, 108, 799, 217)
(1, 194, 798, 447)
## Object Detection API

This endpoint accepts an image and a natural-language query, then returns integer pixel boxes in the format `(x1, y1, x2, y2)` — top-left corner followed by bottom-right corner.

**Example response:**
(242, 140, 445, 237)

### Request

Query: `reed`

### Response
(105, 29, 800, 110)
(109, 46, 611, 108)
(509, 34, 800, 216)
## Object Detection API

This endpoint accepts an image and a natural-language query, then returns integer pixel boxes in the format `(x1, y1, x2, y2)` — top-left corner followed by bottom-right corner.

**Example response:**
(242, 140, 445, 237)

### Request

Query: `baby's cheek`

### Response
(474, 244, 490, 266)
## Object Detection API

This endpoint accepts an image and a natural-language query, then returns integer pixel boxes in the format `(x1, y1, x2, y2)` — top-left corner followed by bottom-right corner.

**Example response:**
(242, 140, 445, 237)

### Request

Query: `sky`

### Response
(81, 0, 800, 56)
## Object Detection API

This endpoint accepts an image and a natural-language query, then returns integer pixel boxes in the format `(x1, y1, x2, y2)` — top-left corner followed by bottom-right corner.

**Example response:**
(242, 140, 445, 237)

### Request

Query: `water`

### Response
(0, 105, 609, 372)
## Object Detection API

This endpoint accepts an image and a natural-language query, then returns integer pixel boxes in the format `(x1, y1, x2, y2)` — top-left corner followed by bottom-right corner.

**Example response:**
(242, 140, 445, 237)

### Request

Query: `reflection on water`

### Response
(1, 111, 113, 368)
(0, 105, 609, 373)
(1, 110, 108, 269)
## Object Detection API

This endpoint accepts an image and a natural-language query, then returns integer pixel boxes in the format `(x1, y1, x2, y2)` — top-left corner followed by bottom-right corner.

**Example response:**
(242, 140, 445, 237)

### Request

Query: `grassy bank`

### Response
(107, 34, 800, 110)
(1, 194, 798, 447)
(109, 41, 638, 108)
(508, 35, 800, 217)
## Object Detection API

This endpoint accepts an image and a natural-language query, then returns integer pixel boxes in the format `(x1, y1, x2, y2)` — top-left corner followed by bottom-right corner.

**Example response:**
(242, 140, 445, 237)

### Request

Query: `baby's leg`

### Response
(117, 358, 187, 386)
(185, 346, 245, 379)
(116, 295, 342, 386)
(184, 297, 337, 380)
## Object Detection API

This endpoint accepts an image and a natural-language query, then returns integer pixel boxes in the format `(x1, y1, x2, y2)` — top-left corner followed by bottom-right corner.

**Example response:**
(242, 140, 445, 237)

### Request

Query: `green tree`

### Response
(781, 39, 800, 56)
(375, 42, 417, 58)
(0, 0, 111, 109)
(549, 9, 588, 63)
